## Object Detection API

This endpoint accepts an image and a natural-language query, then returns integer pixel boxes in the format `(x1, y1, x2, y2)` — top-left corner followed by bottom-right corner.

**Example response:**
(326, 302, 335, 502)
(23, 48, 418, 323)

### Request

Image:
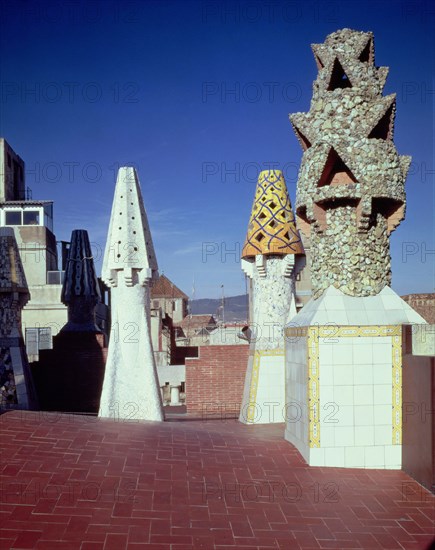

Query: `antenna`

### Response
(221, 284, 225, 325)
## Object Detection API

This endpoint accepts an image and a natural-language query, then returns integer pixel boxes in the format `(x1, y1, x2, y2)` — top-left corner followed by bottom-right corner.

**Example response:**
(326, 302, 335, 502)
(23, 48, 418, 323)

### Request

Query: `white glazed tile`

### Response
(324, 286, 342, 297)
(384, 445, 401, 468)
(319, 344, 334, 366)
(309, 448, 325, 467)
(344, 446, 364, 468)
(323, 295, 345, 310)
(374, 425, 392, 445)
(352, 336, 374, 346)
(354, 385, 374, 406)
(312, 311, 329, 325)
(374, 404, 392, 426)
(324, 447, 345, 467)
(336, 405, 355, 427)
(381, 295, 403, 309)
(347, 310, 370, 325)
(322, 401, 340, 426)
(373, 364, 392, 385)
(342, 296, 366, 311)
(327, 311, 349, 324)
(354, 364, 373, 385)
(333, 364, 353, 385)
(334, 385, 354, 407)
(374, 385, 392, 405)
(352, 345, 372, 365)
(384, 310, 410, 324)
(372, 344, 392, 365)
(320, 365, 334, 389)
(335, 427, 355, 447)
(365, 446, 385, 468)
(355, 426, 375, 446)
(354, 405, 374, 426)
(320, 426, 335, 447)
(363, 296, 384, 311)
(320, 385, 334, 406)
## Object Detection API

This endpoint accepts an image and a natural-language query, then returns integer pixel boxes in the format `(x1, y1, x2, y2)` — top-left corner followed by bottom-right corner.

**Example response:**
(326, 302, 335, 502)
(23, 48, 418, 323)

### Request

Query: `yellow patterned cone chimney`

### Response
(242, 170, 304, 259)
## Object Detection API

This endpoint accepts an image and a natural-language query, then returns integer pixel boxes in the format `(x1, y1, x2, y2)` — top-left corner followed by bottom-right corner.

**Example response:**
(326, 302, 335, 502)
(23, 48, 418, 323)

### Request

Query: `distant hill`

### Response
(190, 294, 248, 323)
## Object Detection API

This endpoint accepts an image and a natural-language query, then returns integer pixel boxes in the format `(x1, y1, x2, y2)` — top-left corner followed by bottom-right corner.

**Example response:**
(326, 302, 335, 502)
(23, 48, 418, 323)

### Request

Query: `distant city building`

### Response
(175, 314, 217, 347)
(150, 274, 189, 365)
(151, 274, 188, 323)
(0, 139, 66, 360)
(0, 138, 26, 202)
(0, 138, 107, 360)
(207, 323, 249, 346)
(401, 294, 435, 324)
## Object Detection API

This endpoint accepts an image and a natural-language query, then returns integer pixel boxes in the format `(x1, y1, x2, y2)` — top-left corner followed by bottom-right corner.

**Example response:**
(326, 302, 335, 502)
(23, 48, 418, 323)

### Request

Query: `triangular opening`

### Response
(268, 220, 276, 228)
(368, 103, 395, 140)
(317, 148, 357, 187)
(269, 202, 277, 210)
(259, 212, 267, 220)
(314, 54, 324, 70)
(293, 125, 312, 151)
(327, 58, 352, 90)
(358, 38, 374, 64)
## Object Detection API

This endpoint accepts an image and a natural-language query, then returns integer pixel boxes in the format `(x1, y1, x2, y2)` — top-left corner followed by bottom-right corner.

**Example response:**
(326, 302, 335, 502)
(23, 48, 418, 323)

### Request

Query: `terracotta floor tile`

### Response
(80, 543, 105, 550)
(11, 531, 43, 549)
(0, 411, 434, 550)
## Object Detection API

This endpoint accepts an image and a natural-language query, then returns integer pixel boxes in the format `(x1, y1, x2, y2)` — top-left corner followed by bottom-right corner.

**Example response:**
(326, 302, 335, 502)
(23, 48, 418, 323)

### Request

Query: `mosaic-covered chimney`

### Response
(239, 169, 304, 424)
(241, 169, 304, 351)
(0, 227, 29, 338)
(291, 28, 410, 298)
(61, 229, 101, 332)
(0, 227, 37, 409)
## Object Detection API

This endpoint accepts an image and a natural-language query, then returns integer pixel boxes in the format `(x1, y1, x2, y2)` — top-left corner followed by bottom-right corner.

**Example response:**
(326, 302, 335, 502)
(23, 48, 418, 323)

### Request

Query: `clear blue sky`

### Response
(0, 0, 433, 298)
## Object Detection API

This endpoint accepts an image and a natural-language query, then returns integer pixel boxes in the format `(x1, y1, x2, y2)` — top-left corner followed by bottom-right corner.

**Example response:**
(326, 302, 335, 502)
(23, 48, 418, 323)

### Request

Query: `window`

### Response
(43, 203, 54, 232)
(5, 211, 22, 225)
(25, 327, 53, 355)
(46, 271, 65, 285)
(23, 210, 40, 225)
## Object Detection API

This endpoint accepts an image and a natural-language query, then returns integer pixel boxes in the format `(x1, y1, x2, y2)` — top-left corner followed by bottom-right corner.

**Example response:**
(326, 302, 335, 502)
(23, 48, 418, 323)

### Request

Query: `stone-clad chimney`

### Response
(290, 28, 410, 298)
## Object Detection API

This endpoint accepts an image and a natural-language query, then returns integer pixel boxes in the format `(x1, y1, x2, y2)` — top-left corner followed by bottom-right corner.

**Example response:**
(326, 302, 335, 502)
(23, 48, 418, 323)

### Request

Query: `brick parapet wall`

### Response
(402, 325, 435, 493)
(185, 345, 249, 414)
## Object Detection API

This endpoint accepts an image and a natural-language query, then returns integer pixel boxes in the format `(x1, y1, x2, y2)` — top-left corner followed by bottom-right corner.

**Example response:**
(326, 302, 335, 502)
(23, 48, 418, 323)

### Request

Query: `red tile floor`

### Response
(0, 410, 434, 550)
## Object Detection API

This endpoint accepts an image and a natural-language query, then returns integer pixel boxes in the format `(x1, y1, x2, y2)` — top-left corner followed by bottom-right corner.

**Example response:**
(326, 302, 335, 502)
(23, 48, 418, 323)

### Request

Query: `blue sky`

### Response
(0, 0, 433, 298)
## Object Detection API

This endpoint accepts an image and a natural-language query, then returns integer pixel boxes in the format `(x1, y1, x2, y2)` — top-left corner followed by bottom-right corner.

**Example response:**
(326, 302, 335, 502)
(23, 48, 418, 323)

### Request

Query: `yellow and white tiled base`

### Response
(239, 349, 286, 424)
(284, 325, 403, 469)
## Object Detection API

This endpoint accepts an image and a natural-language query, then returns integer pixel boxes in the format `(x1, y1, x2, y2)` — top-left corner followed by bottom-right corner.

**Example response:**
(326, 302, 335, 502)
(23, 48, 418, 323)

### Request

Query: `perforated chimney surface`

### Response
(102, 167, 158, 287)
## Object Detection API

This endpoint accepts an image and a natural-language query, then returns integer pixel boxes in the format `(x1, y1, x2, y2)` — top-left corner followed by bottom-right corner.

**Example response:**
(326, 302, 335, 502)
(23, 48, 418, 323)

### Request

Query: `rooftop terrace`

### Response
(0, 410, 434, 549)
